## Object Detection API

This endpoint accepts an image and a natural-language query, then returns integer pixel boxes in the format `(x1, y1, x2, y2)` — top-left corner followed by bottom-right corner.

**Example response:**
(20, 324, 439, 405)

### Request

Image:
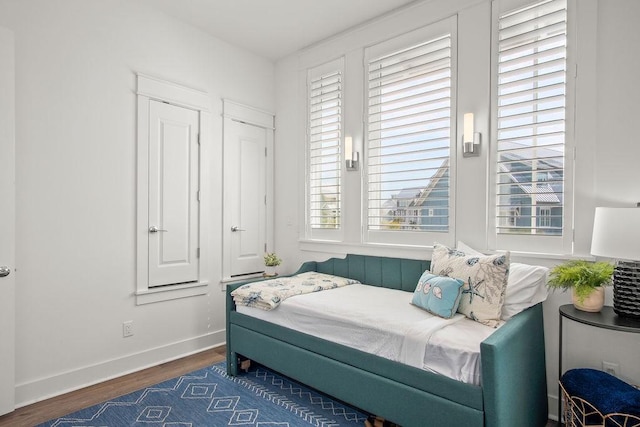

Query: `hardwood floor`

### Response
(0, 345, 559, 427)
(0, 346, 226, 427)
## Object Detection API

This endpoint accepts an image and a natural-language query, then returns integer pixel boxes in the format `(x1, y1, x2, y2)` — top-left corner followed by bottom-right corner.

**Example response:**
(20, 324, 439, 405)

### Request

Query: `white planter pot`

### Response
(572, 286, 605, 312)
(264, 266, 278, 277)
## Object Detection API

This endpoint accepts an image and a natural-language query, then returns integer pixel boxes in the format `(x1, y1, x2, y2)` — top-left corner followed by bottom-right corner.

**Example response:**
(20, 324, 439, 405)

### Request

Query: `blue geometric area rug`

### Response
(39, 361, 368, 426)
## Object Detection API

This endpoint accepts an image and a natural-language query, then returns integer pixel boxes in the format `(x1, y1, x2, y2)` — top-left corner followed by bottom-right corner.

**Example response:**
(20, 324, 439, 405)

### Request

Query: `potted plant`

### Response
(547, 260, 614, 312)
(263, 252, 281, 277)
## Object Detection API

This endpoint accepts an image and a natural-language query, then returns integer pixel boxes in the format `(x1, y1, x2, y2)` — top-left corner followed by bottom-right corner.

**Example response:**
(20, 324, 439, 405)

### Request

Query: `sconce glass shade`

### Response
(345, 136, 353, 162)
(591, 207, 640, 318)
(463, 113, 474, 144)
(462, 113, 480, 157)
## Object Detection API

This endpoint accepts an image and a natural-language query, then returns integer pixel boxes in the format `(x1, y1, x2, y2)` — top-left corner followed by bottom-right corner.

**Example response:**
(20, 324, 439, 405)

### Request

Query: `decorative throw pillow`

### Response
(411, 272, 464, 319)
(430, 243, 510, 327)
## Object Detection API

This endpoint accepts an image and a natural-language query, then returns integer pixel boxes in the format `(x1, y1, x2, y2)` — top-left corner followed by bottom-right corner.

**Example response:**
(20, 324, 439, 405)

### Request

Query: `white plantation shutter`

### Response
(495, 0, 567, 237)
(366, 32, 453, 236)
(308, 60, 343, 231)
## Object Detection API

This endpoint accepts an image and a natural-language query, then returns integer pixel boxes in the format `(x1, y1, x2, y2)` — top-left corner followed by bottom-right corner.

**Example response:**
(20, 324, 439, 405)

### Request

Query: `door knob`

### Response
(0, 266, 10, 277)
(231, 226, 246, 232)
(149, 226, 168, 233)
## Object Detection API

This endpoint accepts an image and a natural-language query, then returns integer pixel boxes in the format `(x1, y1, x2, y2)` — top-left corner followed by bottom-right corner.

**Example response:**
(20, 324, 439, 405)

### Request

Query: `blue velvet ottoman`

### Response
(560, 368, 640, 427)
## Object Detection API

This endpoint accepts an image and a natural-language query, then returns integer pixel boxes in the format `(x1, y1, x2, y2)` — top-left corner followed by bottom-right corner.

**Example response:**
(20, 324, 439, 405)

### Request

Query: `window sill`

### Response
(299, 239, 596, 265)
(135, 281, 208, 305)
(505, 251, 596, 263)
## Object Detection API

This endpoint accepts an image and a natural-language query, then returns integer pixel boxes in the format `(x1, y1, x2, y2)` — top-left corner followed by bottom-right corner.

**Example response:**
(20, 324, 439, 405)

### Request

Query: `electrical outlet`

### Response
(123, 320, 134, 338)
(602, 361, 619, 377)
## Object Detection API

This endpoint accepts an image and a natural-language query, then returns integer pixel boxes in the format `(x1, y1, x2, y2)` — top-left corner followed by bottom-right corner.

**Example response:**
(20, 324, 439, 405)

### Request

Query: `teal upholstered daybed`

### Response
(226, 254, 548, 427)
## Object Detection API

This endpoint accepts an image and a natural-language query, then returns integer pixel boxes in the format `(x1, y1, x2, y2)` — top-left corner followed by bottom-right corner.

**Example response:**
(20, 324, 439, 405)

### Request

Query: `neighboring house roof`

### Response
(410, 158, 449, 208)
(394, 188, 422, 201)
(386, 158, 449, 213)
(498, 144, 563, 204)
(518, 183, 560, 203)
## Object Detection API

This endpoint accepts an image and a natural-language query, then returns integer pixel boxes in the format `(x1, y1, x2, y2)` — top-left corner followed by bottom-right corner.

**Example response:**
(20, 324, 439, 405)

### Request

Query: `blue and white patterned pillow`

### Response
(430, 243, 510, 327)
(411, 271, 464, 319)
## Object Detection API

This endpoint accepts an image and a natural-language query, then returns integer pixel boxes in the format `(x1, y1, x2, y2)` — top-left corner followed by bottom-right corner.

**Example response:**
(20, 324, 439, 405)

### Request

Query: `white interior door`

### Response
(224, 119, 267, 278)
(148, 100, 200, 287)
(0, 26, 16, 416)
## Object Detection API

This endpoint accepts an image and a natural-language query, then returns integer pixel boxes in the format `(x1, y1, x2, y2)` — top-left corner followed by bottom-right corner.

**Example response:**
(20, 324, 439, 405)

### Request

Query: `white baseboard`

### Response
(15, 329, 226, 408)
(548, 393, 560, 421)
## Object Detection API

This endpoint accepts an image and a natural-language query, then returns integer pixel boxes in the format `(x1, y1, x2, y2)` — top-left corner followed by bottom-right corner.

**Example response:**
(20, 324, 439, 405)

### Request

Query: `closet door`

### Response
(224, 119, 267, 278)
(147, 100, 200, 287)
(222, 100, 274, 282)
(0, 25, 16, 416)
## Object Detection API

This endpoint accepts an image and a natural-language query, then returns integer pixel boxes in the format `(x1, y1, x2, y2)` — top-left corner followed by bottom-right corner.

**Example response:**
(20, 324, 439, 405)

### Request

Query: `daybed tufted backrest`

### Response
(295, 254, 431, 293)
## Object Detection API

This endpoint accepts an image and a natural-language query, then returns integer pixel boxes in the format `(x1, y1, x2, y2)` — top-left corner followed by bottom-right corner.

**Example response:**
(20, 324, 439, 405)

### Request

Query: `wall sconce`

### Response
(345, 136, 359, 171)
(462, 113, 481, 157)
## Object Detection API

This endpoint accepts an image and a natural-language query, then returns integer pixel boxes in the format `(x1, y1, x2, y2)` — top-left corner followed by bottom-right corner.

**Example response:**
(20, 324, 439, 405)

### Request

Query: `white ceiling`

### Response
(136, 0, 419, 61)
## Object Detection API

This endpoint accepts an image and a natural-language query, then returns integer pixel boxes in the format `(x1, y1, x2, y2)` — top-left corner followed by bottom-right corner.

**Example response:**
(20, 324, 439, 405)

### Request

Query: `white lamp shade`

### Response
(591, 207, 640, 261)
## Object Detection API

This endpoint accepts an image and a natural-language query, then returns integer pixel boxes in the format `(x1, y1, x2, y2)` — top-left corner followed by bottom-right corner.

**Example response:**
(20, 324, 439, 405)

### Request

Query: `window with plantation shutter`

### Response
(365, 19, 456, 246)
(307, 59, 343, 234)
(495, 0, 569, 242)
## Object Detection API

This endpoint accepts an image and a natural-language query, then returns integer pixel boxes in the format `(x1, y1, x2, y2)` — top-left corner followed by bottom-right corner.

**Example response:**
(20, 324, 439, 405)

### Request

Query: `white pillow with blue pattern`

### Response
(430, 243, 510, 327)
(411, 271, 465, 319)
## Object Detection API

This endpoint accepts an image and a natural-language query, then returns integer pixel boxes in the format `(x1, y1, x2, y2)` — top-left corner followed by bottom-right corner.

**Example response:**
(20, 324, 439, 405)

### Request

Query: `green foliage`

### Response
(547, 260, 614, 303)
(263, 252, 282, 267)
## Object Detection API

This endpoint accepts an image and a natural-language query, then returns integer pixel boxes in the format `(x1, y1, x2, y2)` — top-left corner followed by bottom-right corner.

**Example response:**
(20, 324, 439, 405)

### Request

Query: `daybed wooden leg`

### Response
(239, 358, 251, 372)
(366, 415, 398, 427)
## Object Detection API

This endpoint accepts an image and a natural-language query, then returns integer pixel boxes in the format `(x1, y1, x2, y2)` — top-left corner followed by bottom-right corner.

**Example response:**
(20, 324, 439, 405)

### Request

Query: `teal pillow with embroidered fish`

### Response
(411, 272, 464, 318)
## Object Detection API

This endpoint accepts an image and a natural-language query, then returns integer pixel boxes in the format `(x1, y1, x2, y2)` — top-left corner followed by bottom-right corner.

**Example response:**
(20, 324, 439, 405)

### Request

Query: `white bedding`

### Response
(236, 283, 500, 385)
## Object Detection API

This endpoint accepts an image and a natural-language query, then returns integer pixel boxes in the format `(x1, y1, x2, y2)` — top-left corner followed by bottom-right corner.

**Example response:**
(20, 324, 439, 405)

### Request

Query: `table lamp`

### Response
(590, 207, 640, 318)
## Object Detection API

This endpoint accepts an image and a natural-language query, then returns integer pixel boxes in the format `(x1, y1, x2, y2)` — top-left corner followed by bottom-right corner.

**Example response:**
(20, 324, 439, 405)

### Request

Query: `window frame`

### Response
(362, 17, 458, 248)
(488, 0, 576, 254)
(305, 57, 346, 242)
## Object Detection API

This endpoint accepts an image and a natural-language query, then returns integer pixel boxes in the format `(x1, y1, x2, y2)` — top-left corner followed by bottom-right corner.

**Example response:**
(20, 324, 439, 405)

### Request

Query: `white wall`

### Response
(594, 1, 640, 206)
(274, 0, 640, 420)
(2, 0, 638, 418)
(0, 0, 274, 406)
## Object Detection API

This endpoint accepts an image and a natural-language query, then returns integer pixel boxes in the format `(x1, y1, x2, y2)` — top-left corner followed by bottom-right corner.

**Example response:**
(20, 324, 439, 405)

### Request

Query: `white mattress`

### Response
(236, 284, 500, 385)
